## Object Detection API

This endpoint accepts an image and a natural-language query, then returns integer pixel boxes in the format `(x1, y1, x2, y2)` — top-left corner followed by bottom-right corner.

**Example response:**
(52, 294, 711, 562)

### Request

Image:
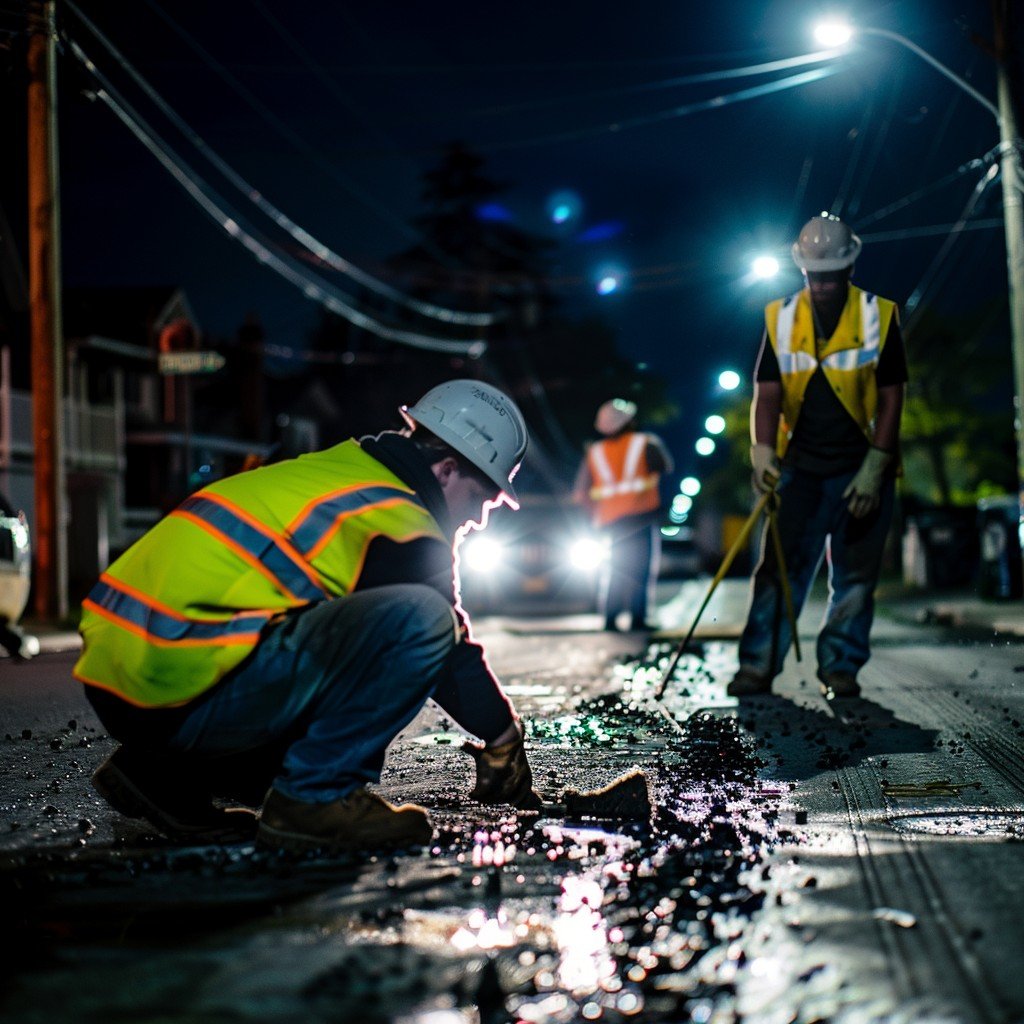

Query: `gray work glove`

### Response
(462, 734, 542, 809)
(843, 447, 893, 518)
(750, 442, 781, 494)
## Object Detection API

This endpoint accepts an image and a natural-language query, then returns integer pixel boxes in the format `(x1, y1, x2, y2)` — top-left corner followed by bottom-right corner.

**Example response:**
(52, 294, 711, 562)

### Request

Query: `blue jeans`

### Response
(165, 585, 459, 803)
(737, 465, 895, 680)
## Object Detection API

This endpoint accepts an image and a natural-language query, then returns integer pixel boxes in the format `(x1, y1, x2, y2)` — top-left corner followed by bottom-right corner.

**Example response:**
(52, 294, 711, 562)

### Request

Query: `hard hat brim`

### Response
(791, 234, 862, 272)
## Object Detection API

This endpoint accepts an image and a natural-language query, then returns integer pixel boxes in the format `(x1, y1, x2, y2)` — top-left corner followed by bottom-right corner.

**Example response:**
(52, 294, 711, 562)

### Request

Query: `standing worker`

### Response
(74, 380, 541, 852)
(574, 399, 673, 631)
(728, 214, 908, 699)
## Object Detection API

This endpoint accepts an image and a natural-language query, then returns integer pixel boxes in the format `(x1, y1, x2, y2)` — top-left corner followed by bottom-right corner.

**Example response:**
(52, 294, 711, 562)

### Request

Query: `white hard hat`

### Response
(595, 398, 637, 436)
(401, 379, 528, 502)
(791, 213, 862, 272)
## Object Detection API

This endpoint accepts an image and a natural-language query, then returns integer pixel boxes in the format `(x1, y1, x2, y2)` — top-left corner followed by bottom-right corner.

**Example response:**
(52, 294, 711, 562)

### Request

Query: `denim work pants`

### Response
(737, 465, 895, 680)
(163, 584, 459, 803)
(600, 518, 659, 627)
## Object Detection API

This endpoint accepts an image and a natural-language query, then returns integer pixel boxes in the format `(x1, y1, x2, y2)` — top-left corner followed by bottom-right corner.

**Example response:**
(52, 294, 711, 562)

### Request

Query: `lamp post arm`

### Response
(860, 26, 1001, 121)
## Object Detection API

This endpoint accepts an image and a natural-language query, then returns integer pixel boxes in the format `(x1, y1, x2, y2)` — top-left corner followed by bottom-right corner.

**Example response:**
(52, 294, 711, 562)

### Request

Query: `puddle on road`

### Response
(890, 810, 1024, 839)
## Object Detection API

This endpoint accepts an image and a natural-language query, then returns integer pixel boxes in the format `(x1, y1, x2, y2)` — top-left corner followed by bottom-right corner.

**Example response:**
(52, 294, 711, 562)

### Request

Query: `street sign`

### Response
(158, 351, 226, 375)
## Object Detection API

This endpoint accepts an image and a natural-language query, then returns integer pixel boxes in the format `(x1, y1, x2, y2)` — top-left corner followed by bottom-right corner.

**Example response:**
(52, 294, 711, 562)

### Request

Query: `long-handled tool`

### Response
(653, 485, 800, 701)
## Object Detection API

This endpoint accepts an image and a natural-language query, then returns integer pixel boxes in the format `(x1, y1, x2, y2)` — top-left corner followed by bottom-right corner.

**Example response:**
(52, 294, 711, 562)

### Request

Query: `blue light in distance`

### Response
(546, 189, 582, 227)
(718, 370, 741, 391)
(597, 274, 620, 296)
(476, 202, 514, 223)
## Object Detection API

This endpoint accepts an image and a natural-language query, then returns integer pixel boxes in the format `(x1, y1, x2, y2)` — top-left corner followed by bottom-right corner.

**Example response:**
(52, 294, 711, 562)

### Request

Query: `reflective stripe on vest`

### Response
(767, 285, 897, 455)
(176, 493, 327, 603)
(588, 433, 652, 499)
(290, 485, 426, 560)
(587, 433, 660, 525)
(73, 440, 448, 707)
(84, 575, 271, 646)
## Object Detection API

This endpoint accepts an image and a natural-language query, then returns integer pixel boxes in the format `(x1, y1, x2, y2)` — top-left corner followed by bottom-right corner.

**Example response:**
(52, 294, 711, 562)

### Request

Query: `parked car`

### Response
(0, 491, 39, 659)
(457, 496, 605, 615)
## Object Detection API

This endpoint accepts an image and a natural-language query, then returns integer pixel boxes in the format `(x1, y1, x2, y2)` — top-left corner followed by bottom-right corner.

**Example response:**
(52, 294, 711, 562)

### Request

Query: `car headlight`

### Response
(569, 536, 609, 571)
(461, 536, 505, 572)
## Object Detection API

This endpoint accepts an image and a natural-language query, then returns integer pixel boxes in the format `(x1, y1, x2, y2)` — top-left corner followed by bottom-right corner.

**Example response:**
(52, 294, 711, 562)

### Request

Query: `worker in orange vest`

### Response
(573, 399, 673, 631)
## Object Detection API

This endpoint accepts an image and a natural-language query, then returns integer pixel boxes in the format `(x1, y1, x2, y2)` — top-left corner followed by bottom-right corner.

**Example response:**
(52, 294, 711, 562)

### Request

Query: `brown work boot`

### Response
(818, 669, 861, 700)
(726, 667, 772, 697)
(257, 787, 433, 853)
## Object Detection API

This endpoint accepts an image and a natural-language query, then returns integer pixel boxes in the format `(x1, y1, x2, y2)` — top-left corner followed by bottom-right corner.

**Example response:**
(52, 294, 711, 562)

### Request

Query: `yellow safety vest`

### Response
(587, 432, 660, 526)
(765, 285, 898, 457)
(74, 440, 447, 708)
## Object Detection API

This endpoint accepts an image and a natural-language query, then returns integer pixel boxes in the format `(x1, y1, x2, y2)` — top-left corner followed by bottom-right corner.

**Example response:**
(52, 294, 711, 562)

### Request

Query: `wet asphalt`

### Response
(3, 585, 1024, 1023)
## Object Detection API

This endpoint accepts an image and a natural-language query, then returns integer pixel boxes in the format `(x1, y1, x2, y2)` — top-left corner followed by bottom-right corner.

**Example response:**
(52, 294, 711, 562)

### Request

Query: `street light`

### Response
(751, 255, 780, 280)
(695, 436, 716, 456)
(718, 369, 741, 391)
(680, 476, 701, 497)
(814, 14, 1024, 499)
(705, 414, 726, 435)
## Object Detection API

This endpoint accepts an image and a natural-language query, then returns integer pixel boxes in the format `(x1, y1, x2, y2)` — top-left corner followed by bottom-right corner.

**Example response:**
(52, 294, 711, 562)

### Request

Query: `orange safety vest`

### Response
(587, 432, 660, 527)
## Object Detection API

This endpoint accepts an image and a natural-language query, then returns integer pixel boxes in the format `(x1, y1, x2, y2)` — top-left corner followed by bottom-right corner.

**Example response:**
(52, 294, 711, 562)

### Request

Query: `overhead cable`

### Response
(476, 66, 845, 152)
(454, 48, 842, 123)
(66, 36, 486, 356)
(856, 146, 1001, 228)
(140, 0, 445, 258)
(65, 0, 495, 328)
(904, 163, 1001, 331)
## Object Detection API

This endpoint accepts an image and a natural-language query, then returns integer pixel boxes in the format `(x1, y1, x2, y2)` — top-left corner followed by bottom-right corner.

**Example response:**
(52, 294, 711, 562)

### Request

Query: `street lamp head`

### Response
(751, 255, 780, 280)
(814, 20, 853, 48)
(718, 369, 741, 391)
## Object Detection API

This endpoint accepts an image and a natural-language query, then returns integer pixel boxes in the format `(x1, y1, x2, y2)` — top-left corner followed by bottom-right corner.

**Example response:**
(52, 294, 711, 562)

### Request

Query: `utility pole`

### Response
(993, 0, 1024, 503)
(27, 0, 68, 621)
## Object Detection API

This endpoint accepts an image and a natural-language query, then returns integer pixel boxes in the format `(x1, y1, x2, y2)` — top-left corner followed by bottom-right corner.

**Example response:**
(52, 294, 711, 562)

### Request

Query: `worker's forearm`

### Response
(872, 384, 904, 451)
(751, 382, 782, 446)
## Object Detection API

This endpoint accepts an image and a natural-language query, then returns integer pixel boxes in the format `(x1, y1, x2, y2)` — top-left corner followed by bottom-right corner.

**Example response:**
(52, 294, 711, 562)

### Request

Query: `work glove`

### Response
(843, 447, 893, 518)
(462, 732, 543, 810)
(750, 443, 781, 494)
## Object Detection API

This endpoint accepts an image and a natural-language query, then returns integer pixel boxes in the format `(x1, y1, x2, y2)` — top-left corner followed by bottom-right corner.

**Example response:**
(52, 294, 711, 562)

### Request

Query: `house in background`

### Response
(2, 282, 274, 600)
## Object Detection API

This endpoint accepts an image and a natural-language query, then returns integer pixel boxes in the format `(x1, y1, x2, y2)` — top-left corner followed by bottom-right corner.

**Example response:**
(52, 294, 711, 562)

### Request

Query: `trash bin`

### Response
(902, 506, 979, 589)
(977, 495, 1023, 600)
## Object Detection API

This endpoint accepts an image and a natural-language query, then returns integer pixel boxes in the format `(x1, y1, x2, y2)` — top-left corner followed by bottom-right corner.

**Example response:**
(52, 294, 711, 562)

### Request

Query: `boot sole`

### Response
(256, 819, 432, 854)
(93, 759, 257, 843)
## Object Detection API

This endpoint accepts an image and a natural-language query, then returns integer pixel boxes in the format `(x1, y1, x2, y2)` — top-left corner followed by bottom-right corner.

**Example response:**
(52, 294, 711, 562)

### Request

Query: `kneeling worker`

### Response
(74, 380, 538, 852)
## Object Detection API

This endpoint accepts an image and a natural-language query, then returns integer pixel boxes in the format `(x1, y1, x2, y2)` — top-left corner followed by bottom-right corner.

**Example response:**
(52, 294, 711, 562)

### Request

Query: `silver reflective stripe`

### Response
(821, 291, 881, 371)
(589, 435, 657, 498)
(623, 433, 646, 481)
(590, 441, 615, 486)
(775, 292, 817, 374)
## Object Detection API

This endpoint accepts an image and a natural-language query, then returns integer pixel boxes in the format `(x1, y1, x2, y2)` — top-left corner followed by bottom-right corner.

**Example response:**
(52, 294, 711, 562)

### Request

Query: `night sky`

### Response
(52, 0, 1009, 474)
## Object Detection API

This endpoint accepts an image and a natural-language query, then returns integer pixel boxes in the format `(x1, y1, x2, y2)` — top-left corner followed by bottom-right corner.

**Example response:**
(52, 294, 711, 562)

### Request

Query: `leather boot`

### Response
(257, 787, 433, 853)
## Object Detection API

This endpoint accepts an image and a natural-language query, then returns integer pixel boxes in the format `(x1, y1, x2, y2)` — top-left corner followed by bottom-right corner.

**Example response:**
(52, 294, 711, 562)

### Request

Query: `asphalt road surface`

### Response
(3, 583, 1024, 1023)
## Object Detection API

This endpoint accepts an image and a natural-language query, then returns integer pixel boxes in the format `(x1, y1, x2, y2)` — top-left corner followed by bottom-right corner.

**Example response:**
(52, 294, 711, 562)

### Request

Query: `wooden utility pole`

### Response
(992, 0, 1024, 505)
(27, 0, 67, 621)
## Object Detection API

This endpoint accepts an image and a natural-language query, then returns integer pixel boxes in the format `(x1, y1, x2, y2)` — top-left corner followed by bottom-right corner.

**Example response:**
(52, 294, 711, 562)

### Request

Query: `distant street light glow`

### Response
(680, 476, 701, 497)
(752, 255, 780, 279)
(814, 20, 853, 47)
(672, 494, 693, 514)
(695, 436, 716, 456)
(597, 274, 621, 295)
(718, 369, 741, 391)
(705, 414, 726, 435)
(546, 189, 582, 227)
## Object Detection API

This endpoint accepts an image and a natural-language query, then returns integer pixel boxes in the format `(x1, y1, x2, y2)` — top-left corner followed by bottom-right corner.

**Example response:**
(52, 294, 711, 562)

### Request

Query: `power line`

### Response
(66, 35, 487, 356)
(434, 48, 842, 124)
(140, 0, 439, 256)
(474, 65, 846, 153)
(64, 0, 497, 329)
